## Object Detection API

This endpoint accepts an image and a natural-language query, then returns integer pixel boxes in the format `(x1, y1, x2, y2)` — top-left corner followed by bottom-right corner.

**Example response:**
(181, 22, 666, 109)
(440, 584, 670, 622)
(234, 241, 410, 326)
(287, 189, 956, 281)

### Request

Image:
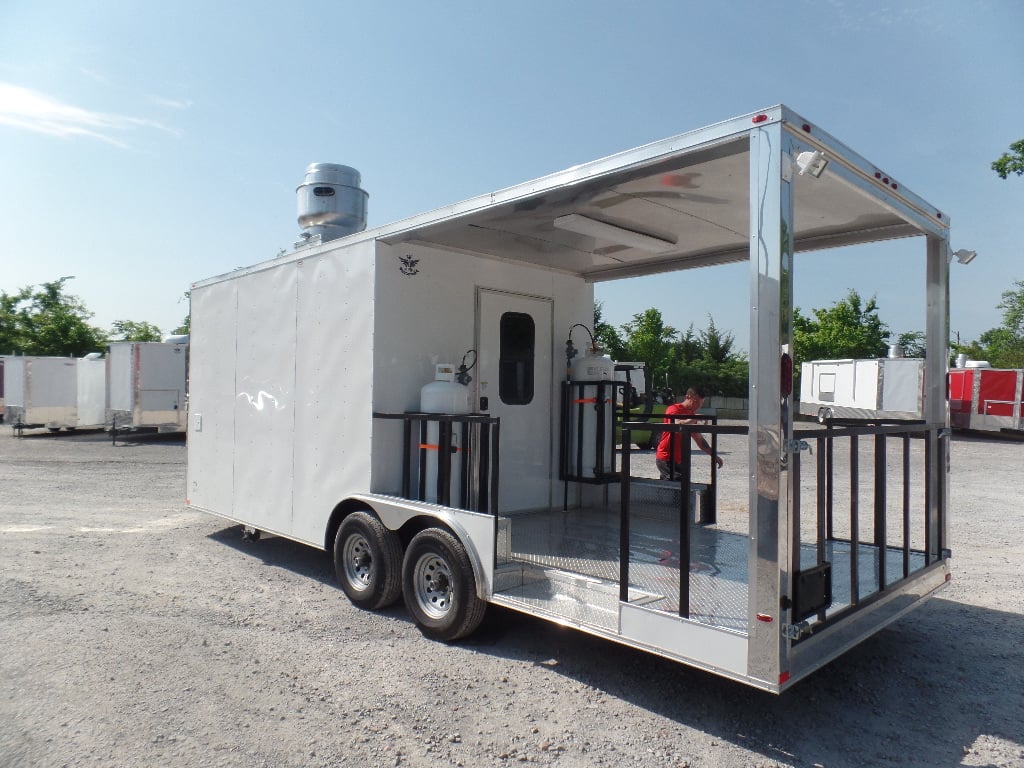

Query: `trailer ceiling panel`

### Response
(384, 130, 930, 282)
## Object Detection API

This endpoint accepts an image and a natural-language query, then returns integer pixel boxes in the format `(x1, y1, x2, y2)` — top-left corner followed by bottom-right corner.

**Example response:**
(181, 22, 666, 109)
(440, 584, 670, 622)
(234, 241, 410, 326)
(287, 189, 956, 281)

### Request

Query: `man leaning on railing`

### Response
(655, 387, 724, 480)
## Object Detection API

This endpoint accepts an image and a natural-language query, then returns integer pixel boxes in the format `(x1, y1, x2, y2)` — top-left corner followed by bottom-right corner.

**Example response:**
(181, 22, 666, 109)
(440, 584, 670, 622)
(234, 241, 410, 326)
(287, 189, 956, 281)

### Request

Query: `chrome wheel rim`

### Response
(412, 553, 453, 620)
(342, 533, 372, 592)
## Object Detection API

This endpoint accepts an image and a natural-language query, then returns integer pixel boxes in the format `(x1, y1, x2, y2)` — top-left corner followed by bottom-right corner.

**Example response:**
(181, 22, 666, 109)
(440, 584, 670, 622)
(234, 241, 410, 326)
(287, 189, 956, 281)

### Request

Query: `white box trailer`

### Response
(799, 357, 925, 422)
(187, 106, 953, 693)
(106, 341, 188, 433)
(3, 355, 107, 431)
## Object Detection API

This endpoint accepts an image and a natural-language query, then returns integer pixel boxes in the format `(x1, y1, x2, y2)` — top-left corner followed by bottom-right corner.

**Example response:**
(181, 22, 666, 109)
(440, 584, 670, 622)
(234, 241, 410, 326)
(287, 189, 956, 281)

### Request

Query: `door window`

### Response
(499, 312, 534, 405)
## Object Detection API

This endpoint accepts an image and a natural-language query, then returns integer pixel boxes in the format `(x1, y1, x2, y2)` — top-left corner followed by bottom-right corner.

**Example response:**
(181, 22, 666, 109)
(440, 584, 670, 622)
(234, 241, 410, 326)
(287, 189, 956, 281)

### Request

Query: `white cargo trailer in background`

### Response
(106, 341, 188, 433)
(187, 106, 954, 693)
(3, 356, 107, 431)
(799, 357, 925, 422)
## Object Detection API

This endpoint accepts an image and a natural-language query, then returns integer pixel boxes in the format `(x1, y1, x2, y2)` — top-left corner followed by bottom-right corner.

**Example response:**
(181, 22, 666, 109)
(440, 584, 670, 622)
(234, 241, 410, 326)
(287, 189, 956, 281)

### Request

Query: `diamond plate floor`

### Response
(495, 505, 929, 634)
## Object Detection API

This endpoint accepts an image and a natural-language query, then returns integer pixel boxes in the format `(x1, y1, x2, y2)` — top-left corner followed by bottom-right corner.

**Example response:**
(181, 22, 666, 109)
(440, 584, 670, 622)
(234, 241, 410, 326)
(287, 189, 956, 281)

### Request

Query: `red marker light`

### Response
(756, 613, 773, 623)
(874, 172, 882, 179)
(779, 671, 791, 684)
(752, 114, 768, 123)
(801, 124, 811, 132)
(891, 183, 898, 190)
(882, 177, 889, 184)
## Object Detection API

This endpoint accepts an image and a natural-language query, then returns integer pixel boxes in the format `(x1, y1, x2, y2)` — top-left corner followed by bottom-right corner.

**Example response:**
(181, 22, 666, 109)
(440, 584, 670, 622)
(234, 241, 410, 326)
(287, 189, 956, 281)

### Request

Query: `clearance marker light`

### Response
(779, 671, 791, 684)
(756, 613, 774, 623)
(752, 114, 769, 123)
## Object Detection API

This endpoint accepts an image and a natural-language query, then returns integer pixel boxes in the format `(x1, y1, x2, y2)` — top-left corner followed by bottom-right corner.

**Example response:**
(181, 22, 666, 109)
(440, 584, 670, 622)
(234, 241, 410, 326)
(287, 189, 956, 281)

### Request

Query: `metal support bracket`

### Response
(784, 438, 811, 454)
(782, 621, 811, 640)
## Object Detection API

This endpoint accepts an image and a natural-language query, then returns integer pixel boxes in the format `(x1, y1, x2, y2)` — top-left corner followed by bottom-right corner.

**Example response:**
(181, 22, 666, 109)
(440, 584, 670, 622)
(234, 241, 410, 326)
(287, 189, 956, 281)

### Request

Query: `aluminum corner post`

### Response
(925, 235, 950, 562)
(747, 122, 795, 685)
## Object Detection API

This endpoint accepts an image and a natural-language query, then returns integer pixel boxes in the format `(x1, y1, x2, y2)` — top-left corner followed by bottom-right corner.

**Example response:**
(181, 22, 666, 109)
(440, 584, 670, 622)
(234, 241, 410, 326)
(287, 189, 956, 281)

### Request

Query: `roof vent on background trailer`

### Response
(295, 163, 368, 247)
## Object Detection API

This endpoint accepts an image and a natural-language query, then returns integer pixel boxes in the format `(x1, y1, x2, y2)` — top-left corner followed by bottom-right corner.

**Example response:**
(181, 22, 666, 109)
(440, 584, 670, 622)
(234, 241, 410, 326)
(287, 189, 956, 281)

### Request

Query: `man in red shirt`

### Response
(655, 387, 724, 480)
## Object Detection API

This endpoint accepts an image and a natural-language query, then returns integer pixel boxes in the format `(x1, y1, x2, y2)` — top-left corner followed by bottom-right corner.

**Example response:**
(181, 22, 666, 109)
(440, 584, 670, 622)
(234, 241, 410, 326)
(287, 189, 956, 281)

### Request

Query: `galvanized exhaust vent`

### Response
(296, 163, 368, 245)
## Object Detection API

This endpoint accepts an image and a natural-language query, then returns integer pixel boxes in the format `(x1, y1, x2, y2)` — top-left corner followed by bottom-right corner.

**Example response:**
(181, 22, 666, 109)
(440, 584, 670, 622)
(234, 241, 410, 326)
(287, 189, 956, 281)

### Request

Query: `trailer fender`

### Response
(346, 494, 492, 601)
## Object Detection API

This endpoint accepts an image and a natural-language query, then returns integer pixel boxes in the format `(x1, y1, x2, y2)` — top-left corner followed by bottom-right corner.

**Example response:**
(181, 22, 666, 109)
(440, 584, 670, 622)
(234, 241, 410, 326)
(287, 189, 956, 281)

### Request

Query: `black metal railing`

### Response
(790, 421, 948, 634)
(619, 421, 746, 618)
(560, 379, 627, 483)
(373, 412, 501, 515)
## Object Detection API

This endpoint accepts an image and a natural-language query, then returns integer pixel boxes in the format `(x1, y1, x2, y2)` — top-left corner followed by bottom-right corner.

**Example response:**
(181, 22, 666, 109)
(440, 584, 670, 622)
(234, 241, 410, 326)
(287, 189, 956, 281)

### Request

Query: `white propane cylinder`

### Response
(420, 363, 471, 415)
(569, 348, 616, 478)
(420, 364, 471, 505)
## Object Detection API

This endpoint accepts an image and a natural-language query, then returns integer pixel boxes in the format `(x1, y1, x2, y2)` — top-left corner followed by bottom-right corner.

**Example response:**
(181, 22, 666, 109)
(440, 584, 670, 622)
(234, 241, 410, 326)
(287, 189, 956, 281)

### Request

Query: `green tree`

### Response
(896, 330, 927, 358)
(621, 308, 677, 390)
(793, 290, 890, 363)
(593, 301, 625, 361)
(109, 320, 163, 342)
(957, 280, 1024, 368)
(670, 315, 748, 398)
(0, 277, 106, 356)
(992, 139, 1024, 179)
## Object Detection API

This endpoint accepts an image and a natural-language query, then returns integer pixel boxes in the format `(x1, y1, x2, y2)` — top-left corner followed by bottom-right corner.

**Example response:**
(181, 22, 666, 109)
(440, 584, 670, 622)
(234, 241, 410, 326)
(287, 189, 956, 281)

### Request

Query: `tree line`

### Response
(0, 277, 188, 357)
(594, 281, 1024, 400)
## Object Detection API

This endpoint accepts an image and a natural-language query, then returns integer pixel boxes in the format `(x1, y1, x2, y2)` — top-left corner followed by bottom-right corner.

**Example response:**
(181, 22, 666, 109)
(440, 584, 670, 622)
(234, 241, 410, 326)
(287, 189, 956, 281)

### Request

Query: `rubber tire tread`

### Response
(334, 510, 403, 610)
(402, 528, 486, 642)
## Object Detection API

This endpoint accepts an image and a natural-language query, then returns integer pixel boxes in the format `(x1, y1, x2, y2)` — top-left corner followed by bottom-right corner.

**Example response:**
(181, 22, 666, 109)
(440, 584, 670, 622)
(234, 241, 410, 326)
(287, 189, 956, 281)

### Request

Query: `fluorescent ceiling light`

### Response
(553, 214, 676, 253)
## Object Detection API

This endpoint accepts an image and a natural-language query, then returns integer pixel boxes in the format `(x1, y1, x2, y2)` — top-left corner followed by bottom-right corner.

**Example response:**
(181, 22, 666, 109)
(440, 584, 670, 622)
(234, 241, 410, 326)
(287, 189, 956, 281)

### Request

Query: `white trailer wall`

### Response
(187, 240, 377, 546)
(291, 241, 376, 545)
(187, 281, 239, 518)
(4, 357, 78, 426)
(107, 342, 187, 428)
(371, 242, 593, 510)
(77, 357, 107, 427)
(107, 344, 134, 413)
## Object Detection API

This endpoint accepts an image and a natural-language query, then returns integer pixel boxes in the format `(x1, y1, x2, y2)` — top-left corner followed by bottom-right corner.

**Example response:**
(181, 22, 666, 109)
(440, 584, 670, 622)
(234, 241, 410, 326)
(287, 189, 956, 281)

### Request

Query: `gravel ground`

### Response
(1, 428, 1023, 768)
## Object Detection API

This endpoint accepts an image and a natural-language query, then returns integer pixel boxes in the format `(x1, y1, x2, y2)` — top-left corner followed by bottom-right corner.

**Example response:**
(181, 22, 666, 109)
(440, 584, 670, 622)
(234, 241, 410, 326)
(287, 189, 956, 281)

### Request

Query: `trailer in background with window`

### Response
(798, 357, 925, 423)
(186, 106, 953, 693)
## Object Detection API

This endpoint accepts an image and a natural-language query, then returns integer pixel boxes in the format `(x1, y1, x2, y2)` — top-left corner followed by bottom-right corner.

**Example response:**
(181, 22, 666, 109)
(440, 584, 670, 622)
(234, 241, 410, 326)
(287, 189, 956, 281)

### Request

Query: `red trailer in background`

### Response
(948, 365, 1024, 435)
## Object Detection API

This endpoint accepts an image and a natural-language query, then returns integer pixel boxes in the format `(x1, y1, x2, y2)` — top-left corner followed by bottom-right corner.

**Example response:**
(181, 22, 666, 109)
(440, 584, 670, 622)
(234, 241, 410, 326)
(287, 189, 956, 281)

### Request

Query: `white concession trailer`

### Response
(799, 357, 926, 422)
(187, 106, 954, 692)
(106, 341, 188, 434)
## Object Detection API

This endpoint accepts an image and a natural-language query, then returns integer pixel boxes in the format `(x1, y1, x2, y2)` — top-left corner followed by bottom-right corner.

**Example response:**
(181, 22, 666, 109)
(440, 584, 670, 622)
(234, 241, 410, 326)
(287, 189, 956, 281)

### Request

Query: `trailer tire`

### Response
(333, 511, 403, 610)
(402, 528, 486, 642)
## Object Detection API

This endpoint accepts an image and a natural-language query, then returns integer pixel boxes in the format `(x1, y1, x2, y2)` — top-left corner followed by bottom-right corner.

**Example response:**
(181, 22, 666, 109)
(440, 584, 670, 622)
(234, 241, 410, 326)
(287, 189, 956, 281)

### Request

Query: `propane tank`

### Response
(420, 363, 471, 415)
(420, 364, 471, 505)
(568, 343, 616, 478)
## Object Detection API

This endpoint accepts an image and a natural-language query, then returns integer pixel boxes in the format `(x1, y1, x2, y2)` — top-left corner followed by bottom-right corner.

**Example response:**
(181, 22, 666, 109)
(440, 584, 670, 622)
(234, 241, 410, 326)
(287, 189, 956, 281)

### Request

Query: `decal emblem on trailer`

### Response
(398, 254, 420, 276)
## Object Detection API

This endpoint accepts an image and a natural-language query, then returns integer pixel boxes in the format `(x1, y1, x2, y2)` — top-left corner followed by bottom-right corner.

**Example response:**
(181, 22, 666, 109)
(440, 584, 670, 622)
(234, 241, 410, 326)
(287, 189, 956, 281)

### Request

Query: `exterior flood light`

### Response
(795, 150, 828, 178)
(954, 249, 977, 265)
(553, 214, 676, 253)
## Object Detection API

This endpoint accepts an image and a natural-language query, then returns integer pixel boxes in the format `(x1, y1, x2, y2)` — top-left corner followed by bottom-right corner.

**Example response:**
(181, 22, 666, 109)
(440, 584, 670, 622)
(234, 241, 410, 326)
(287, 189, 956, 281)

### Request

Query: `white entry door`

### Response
(476, 289, 553, 512)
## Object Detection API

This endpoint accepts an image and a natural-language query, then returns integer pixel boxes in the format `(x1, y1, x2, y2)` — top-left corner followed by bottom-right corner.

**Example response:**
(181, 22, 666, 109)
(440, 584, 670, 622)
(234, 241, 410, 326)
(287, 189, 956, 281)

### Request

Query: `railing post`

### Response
(850, 434, 860, 604)
(620, 430, 631, 603)
(874, 433, 887, 590)
(902, 433, 911, 579)
(679, 431, 691, 619)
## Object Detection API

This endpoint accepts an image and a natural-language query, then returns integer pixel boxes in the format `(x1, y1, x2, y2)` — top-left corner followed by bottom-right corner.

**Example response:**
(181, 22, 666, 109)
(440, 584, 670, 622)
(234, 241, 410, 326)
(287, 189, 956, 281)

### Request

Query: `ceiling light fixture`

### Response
(553, 214, 676, 253)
